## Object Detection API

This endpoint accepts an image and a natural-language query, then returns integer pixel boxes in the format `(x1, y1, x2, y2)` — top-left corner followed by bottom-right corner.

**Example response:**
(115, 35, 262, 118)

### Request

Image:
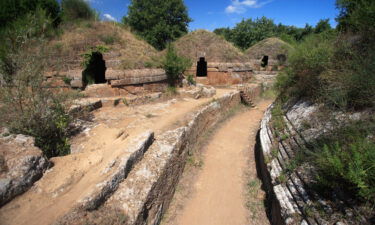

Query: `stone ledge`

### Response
(78, 131, 155, 211)
(0, 134, 50, 207)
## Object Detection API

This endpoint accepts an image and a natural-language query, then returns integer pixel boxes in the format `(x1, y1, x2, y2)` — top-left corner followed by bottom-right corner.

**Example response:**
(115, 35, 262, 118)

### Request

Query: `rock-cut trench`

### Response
(163, 100, 272, 225)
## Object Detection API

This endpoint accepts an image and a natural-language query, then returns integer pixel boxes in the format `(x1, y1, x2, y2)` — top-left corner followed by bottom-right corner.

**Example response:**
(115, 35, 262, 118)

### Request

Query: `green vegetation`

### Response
(0, 9, 74, 158)
(0, 0, 61, 29)
(272, 0, 375, 206)
(81, 45, 108, 86)
(162, 44, 191, 87)
(307, 120, 375, 204)
(123, 0, 192, 50)
(275, 0, 375, 110)
(61, 0, 98, 22)
(186, 74, 196, 86)
(214, 16, 334, 50)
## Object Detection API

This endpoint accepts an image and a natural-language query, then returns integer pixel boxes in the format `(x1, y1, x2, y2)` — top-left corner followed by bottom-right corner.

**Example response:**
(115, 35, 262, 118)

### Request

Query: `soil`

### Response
(163, 100, 272, 225)
(0, 89, 232, 225)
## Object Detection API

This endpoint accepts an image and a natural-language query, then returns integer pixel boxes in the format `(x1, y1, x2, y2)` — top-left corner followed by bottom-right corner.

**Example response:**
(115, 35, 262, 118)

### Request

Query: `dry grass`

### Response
(47, 21, 159, 71)
(245, 37, 293, 60)
(171, 29, 248, 63)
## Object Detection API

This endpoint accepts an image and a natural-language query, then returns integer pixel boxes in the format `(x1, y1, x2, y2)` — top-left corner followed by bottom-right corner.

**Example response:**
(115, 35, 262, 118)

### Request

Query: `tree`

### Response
(230, 17, 276, 50)
(61, 0, 97, 22)
(336, 0, 375, 35)
(213, 27, 233, 41)
(123, 0, 192, 50)
(315, 19, 332, 33)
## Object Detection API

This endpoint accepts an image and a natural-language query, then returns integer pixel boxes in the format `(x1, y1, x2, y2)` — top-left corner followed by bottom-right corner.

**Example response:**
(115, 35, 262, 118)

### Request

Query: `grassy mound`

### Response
(47, 21, 159, 70)
(245, 37, 293, 60)
(172, 29, 247, 63)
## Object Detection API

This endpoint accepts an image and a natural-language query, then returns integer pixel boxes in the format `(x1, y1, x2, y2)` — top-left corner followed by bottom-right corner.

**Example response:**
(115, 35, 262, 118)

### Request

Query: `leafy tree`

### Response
(315, 19, 332, 33)
(123, 0, 192, 50)
(0, 0, 60, 29)
(61, 0, 98, 22)
(213, 27, 233, 41)
(230, 17, 276, 50)
(336, 0, 375, 36)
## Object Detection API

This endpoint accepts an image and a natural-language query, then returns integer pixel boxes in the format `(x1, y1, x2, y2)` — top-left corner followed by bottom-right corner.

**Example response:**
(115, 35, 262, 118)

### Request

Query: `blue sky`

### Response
(88, 0, 339, 31)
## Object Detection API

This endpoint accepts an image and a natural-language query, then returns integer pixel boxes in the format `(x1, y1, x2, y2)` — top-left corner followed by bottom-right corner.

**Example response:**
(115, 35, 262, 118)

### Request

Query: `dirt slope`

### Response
(245, 37, 293, 60)
(47, 21, 159, 71)
(172, 30, 247, 63)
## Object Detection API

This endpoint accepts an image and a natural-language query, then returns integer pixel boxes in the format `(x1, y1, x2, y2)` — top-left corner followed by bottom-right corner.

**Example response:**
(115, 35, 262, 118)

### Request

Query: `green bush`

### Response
(0, 0, 60, 30)
(0, 9, 74, 158)
(310, 121, 375, 203)
(61, 0, 97, 22)
(275, 32, 335, 101)
(162, 44, 191, 87)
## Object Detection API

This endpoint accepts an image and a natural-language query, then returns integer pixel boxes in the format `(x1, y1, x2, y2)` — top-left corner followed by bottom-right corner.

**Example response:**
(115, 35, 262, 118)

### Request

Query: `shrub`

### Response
(0, 9, 75, 158)
(310, 120, 375, 203)
(61, 0, 98, 22)
(0, 0, 60, 29)
(162, 44, 191, 87)
(275, 32, 335, 102)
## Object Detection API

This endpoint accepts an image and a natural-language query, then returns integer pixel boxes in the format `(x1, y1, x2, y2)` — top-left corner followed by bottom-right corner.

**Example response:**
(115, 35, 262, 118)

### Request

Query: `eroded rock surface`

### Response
(0, 133, 49, 206)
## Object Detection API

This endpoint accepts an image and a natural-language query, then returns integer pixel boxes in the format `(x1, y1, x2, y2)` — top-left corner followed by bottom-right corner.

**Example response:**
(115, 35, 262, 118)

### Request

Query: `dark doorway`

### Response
(83, 52, 107, 86)
(196, 57, 207, 77)
(277, 54, 287, 65)
(261, 55, 269, 67)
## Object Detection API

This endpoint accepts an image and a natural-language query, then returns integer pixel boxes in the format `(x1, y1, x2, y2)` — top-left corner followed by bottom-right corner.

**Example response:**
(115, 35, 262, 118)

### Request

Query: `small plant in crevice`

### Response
(271, 148, 279, 159)
(122, 98, 129, 106)
(276, 173, 288, 184)
(62, 76, 72, 85)
(186, 74, 196, 85)
(165, 86, 178, 96)
(270, 102, 286, 135)
(280, 133, 290, 141)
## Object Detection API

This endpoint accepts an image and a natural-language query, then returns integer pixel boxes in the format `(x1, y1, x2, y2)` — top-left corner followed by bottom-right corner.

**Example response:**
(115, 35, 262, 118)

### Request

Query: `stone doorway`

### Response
(196, 57, 207, 77)
(261, 55, 269, 67)
(83, 52, 107, 86)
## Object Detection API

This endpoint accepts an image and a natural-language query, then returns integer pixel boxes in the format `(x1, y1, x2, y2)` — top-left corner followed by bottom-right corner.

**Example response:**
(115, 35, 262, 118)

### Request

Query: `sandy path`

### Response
(0, 89, 232, 225)
(173, 100, 272, 225)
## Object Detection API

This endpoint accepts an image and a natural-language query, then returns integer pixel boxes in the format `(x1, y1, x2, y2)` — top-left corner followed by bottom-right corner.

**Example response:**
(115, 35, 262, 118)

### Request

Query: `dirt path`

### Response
(166, 100, 272, 225)
(0, 89, 232, 225)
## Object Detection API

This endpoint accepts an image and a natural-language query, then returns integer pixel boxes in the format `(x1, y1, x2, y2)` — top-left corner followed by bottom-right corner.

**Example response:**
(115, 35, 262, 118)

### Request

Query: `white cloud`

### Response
(103, 14, 117, 21)
(225, 0, 272, 14)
